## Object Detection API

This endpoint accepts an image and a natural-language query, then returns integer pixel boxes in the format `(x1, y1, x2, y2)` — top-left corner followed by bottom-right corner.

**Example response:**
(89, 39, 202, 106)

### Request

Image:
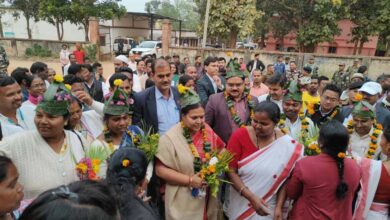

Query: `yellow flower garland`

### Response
(347, 119, 382, 159)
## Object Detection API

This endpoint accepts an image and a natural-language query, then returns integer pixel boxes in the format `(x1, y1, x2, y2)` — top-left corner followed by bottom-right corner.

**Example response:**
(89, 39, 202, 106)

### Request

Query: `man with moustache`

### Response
(258, 74, 285, 112)
(0, 74, 35, 137)
(133, 59, 180, 135)
(279, 80, 316, 142)
(205, 63, 258, 144)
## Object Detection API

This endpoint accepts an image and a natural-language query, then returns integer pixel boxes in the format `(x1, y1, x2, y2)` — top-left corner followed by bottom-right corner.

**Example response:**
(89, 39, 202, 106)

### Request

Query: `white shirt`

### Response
(285, 117, 316, 142)
(63, 63, 71, 76)
(206, 73, 217, 93)
(349, 127, 382, 159)
(0, 109, 31, 137)
(128, 61, 137, 72)
(20, 101, 38, 130)
(257, 94, 283, 113)
(133, 73, 142, 93)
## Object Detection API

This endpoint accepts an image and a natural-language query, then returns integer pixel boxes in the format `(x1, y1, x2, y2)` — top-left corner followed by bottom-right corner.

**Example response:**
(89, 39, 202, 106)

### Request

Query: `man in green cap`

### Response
(348, 101, 382, 159)
(205, 61, 258, 144)
(280, 81, 316, 142)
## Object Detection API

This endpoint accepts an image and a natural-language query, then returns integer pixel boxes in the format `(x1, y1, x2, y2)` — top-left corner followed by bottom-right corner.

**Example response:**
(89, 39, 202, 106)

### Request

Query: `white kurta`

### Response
(257, 94, 283, 113)
(20, 100, 37, 130)
(285, 117, 316, 141)
(0, 130, 85, 199)
(0, 109, 32, 137)
(349, 127, 382, 160)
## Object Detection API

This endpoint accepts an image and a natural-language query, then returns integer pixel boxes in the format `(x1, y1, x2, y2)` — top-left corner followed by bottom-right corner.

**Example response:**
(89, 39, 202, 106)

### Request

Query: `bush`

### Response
(85, 44, 97, 62)
(25, 44, 52, 57)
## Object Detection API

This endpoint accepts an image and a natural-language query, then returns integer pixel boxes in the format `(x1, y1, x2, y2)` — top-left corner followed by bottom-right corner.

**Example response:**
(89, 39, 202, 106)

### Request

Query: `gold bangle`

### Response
(239, 185, 248, 196)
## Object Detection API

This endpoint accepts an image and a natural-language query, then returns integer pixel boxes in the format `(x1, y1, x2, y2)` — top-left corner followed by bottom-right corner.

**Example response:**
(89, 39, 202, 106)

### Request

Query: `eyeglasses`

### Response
(31, 83, 46, 89)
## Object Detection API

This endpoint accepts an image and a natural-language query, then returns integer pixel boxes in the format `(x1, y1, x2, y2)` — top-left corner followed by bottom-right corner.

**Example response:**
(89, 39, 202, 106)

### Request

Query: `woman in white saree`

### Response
(227, 101, 303, 220)
(353, 127, 390, 220)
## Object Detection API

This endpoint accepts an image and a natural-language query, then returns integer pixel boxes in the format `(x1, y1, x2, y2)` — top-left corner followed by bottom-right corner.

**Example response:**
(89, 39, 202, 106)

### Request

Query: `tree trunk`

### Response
(229, 28, 238, 49)
(60, 22, 64, 40)
(26, 16, 32, 39)
(385, 40, 390, 57)
(353, 39, 358, 55)
(56, 20, 61, 41)
(84, 21, 89, 42)
(0, 15, 3, 38)
(358, 40, 364, 55)
(260, 33, 265, 49)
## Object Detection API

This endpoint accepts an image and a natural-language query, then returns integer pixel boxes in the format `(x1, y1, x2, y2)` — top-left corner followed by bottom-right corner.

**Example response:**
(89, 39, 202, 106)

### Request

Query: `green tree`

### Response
(348, 0, 380, 55)
(145, 0, 199, 31)
(7, 0, 40, 39)
(39, 0, 71, 41)
(377, 1, 390, 56)
(69, 0, 126, 41)
(197, 0, 261, 48)
(0, 0, 5, 38)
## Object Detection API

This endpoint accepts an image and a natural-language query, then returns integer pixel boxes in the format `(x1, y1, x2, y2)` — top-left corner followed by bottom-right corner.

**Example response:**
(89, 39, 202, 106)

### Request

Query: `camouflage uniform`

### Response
(331, 70, 350, 91)
(0, 46, 9, 73)
(305, 63, 319, 77)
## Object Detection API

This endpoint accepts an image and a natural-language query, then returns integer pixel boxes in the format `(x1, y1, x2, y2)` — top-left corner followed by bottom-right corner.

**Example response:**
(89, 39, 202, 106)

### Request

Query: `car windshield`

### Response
(139, 41, 156, 48)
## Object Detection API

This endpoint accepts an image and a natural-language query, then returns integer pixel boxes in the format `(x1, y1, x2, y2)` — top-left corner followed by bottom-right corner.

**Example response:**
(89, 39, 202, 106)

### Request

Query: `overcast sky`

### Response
(120, 0, 149, 12)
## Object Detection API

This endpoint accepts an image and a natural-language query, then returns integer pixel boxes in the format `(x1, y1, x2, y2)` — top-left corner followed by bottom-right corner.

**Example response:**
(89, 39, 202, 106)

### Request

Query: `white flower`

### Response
(209, 157, 219, 165)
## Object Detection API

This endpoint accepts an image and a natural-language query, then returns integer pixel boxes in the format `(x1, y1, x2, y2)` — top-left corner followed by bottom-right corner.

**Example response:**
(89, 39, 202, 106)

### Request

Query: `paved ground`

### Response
(7, 57, 115, 78)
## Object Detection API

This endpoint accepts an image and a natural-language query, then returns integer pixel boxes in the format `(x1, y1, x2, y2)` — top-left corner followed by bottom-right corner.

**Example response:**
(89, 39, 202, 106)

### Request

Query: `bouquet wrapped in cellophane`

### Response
(199, 150, 234, 197)
(135, 123, 159, 162)
(300, 126, 321, 156)
(75, 145, 109, 180)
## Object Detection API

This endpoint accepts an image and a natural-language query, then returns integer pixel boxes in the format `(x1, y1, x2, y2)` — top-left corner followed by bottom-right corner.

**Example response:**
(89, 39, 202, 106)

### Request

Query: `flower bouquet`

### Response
(75, 146, 109, 180)
(135, 121, 160, 162)
(199, 150, 234, 197)
(301, 126, 321, 156)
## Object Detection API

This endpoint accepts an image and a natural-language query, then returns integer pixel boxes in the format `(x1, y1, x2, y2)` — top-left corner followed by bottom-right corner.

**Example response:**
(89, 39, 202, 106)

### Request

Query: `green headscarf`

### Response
(352, 101, 375, 119)
(283, 80, 302, 102)
(103, 79, 130, 116)
(178, 84, 201, 109)
(36, 74, 72, 116)
(225, 60, 246, 79)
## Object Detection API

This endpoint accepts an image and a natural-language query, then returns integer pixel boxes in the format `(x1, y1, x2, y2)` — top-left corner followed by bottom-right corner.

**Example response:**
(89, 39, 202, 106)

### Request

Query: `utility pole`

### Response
(202, 0, 211, 48)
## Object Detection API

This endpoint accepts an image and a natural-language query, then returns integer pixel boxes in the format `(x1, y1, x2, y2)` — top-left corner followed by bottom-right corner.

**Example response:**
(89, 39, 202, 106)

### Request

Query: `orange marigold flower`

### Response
(337, 152, 346, 159)
(376, 124, 383, 130)
(208, 165, 216, 173)
(205, 153, 211, 160)
(122, 159, 131, 168)
(354, 93, 363, 101)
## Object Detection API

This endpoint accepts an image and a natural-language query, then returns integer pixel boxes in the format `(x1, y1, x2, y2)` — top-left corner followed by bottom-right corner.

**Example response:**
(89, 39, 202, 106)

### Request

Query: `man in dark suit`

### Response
(133, 59, 180, 135)
(246, 53, 265, 74)
(205, 65, 258, 144)
(309, 84, 344, 127)
(196, 56, 225, 107)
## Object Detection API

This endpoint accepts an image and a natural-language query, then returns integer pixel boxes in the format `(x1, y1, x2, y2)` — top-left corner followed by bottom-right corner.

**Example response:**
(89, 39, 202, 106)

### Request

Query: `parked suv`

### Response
(113, 37, 136, 55)
(130, 41, 162, 58)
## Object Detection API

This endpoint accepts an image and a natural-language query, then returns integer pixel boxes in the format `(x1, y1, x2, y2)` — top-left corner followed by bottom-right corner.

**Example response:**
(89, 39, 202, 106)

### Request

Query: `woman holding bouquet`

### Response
(0, 75, 86, 199)
(155, 85, 225, 220)
(227, 101, 303, 219)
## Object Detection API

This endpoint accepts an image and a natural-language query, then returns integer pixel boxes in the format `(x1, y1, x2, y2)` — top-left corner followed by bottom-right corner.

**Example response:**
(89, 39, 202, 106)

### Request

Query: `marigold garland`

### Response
(347, 119, 382, 159)
(278, 113, 310, 143)
(224, 88, 255, 128)
(307, 103, 339, 122)
(181, 121, 211, 172)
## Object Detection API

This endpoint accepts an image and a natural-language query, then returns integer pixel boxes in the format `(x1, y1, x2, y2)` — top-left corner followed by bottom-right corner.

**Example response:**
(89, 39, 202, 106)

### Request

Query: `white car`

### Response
(113, 37, 136, 55)
(130, 41, 162, 58)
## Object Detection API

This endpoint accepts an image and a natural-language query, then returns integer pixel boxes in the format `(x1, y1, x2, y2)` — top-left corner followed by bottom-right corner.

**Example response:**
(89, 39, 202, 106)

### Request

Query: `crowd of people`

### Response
(0, 46, 389, 220)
